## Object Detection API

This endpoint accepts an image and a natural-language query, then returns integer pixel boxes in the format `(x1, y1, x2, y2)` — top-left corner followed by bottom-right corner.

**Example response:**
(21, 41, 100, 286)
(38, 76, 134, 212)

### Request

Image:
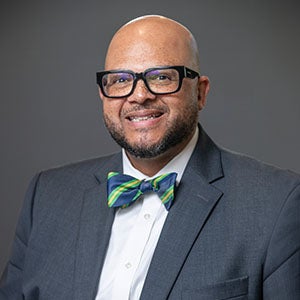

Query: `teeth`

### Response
(130, 114, 158, 122)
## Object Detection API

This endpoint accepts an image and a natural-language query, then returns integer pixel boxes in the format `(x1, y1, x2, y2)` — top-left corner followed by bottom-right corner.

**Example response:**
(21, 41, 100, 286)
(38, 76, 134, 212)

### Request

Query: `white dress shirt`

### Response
(95, 127, 199, 300)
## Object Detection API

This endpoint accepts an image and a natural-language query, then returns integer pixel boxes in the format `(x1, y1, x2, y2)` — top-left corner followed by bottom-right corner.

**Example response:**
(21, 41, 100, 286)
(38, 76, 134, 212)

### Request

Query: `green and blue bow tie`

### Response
(107, 172, 178, 211)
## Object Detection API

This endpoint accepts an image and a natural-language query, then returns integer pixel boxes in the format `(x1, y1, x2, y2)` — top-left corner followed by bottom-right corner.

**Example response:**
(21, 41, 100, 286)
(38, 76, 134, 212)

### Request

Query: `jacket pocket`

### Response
(181, 276, 248, 300)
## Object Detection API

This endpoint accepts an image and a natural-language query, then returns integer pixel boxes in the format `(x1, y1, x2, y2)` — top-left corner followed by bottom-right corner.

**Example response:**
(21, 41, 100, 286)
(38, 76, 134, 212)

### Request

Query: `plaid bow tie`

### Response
(107, 172, 178, 211)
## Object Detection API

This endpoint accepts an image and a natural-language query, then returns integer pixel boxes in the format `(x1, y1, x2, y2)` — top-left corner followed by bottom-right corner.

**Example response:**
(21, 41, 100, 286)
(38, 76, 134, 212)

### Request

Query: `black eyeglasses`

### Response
(96, 66, 200, 98)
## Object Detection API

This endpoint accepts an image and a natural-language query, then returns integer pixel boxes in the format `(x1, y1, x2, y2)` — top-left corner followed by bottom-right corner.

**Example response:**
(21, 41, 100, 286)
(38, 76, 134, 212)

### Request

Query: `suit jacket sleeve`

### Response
(263, 182, 300, 299)
(0, 173, 41, 300)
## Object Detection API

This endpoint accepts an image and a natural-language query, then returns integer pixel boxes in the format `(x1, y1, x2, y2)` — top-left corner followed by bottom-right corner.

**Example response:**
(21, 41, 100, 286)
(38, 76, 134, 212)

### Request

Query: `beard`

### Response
(103, 102, 199, 159)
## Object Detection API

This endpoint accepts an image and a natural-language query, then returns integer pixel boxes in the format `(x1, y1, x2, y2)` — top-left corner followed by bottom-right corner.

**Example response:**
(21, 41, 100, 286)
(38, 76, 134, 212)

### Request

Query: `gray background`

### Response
(0, 0, 299, 276)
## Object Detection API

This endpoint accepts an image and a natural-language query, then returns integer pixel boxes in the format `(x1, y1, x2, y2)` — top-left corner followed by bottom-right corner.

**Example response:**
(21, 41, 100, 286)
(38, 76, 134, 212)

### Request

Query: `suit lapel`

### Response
(73, 153, 122, 300)
(140, 126, 224, 300)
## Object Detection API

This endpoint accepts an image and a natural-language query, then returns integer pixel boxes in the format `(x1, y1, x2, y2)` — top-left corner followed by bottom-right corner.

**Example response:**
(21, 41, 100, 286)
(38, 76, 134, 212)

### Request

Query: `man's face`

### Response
(100, 22, 207, 160)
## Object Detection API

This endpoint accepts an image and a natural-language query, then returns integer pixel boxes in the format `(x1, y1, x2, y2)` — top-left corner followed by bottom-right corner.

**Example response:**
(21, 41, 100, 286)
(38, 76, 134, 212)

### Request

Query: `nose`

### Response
(127, 79, 156, 103)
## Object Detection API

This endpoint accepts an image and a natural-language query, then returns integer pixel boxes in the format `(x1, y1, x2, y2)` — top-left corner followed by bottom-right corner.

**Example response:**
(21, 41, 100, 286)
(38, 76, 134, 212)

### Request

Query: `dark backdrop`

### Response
(1, 0, 299, 276)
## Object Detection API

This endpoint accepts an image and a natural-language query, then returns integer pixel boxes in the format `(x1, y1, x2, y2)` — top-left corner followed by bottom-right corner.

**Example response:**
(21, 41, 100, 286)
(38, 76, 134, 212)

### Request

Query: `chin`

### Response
(128, 132, 163, 145)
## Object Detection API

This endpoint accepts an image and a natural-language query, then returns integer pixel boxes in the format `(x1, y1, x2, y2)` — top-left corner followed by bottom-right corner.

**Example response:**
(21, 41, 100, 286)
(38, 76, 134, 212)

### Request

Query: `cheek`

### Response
(168, 89, 199, 116)
(103, 101, 122, 120)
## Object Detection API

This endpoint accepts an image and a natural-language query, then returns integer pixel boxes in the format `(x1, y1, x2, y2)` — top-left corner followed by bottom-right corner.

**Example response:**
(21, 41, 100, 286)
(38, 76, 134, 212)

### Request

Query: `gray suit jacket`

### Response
(1, 127, 300, 299)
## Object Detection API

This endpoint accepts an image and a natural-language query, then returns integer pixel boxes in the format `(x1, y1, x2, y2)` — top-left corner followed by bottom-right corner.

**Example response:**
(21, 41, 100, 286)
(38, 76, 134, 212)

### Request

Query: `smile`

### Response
(127, 113, 162, 122)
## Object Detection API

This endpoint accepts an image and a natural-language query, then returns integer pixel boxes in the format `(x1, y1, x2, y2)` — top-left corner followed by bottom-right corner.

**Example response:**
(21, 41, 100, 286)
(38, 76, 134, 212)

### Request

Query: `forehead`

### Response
(105, 22, 193, 71)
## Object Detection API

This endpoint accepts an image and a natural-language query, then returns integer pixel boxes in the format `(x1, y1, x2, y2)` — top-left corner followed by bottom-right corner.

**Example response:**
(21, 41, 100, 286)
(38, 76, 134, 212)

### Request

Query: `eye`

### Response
(112, 73, 132, 84)
(157, 74, 170, 81)
(115, 76, 127, 83)
(104, 73, 133, 87)
(147, 68, 180, 83)
(147, 71, 172, 82)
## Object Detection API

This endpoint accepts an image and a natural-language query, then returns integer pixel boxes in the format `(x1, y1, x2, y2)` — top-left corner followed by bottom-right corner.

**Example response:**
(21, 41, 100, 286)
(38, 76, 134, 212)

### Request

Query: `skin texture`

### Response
(99, 15, 210, 176)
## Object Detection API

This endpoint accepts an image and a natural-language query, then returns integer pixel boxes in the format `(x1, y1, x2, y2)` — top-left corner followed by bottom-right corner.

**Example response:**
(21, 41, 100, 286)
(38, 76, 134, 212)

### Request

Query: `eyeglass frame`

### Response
(96, 65, 200, 98)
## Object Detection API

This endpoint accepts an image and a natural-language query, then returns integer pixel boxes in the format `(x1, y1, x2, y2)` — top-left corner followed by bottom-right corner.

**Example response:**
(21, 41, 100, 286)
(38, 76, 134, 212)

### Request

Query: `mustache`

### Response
(121, 104, 169, 116)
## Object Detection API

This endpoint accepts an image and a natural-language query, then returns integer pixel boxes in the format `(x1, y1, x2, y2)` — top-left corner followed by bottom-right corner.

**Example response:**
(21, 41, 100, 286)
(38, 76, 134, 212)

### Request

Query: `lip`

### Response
(124, 109, 165, 128)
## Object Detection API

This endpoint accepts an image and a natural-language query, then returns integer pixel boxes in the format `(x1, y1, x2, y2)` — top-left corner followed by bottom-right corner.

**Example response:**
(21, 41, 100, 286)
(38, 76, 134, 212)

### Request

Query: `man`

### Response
(1, 15, 299, 300)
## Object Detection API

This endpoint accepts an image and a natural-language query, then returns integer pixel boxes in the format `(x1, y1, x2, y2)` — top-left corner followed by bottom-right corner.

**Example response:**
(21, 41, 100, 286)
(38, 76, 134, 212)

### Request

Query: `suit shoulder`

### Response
(36, 152, 121, 188)
(220, 147, 300, 188)
(42, 153, 119, 174)
(216, 148, 300, 228)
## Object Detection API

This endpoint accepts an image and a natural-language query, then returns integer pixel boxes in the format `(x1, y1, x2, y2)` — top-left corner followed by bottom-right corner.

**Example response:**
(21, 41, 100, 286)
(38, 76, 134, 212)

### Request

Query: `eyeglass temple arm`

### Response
(184, 67, 199, 79)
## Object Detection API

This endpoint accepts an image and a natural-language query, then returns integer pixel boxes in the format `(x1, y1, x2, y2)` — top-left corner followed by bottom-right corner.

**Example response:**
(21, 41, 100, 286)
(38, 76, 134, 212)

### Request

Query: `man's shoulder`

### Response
(219, 147, 300, 190)
(35, 152, 122, 189)
(43, 152, 120, 173)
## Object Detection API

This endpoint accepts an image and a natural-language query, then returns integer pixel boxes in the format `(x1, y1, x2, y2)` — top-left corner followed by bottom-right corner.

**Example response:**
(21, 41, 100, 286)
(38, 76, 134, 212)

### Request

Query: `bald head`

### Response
(105, 15, 200, 72)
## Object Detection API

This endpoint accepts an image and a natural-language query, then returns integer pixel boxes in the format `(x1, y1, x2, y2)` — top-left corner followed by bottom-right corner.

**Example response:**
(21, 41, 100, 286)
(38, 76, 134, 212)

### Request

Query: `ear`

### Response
(197, 75, 210, 111)
(98, 87, 104, 101)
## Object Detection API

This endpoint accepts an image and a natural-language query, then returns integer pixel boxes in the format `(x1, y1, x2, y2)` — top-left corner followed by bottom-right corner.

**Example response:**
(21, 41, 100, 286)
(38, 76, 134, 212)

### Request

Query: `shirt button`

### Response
(144, 213, 151, 220)
(125, 262, 132, 269)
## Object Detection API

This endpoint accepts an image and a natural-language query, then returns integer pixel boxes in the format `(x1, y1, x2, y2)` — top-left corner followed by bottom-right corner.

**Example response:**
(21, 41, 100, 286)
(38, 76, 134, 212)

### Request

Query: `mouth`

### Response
(127, 112, 163, 122)
(124, 108, 165, 124)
